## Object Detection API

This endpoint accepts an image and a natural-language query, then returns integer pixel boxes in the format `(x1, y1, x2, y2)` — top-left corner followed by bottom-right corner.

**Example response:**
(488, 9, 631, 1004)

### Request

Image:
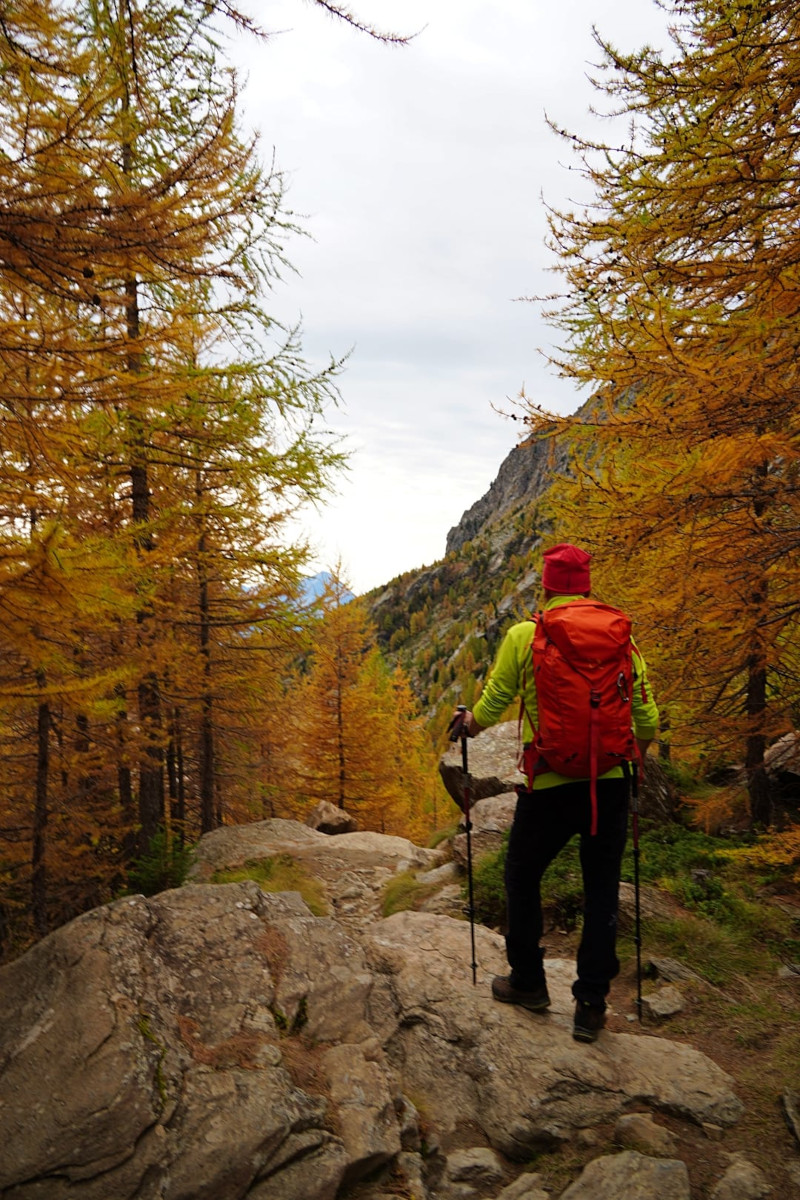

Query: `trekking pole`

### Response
(632, 760, 643, 1022)
(449, 704, 478, 985)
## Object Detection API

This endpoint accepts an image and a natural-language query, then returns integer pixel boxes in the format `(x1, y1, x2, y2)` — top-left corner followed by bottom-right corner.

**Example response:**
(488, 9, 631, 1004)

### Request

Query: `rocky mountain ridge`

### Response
(2, 800, 797, 1200)
(366, 433, 567, 726)
(444, 434, 568, 557)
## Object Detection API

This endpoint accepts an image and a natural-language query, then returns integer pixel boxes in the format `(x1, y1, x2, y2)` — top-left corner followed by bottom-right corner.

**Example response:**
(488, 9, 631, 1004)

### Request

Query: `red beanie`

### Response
(541, 543, 591, 594)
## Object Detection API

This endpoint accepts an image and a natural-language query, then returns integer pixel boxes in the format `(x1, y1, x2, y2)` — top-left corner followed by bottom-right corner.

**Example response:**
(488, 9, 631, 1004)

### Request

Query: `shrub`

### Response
(127, 828, 194, 896)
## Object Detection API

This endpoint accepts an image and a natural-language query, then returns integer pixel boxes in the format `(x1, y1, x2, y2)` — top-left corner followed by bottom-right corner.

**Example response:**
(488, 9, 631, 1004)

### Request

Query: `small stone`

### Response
(576, 1128, 600, 1147)
(417, 861, 460, 886)
(710, 1156, 770, 1200)
(447, 1146, 505, 1186)
(615, 1112, 678, 1155)
(642, 985, 685, 1019)
(306, 799, 358, 834)
(559, 1151, 691, 1200)
(702, 1123, 726, 1141)
(786, 1162, 800, 1190)
(498, 1172, 550, 1200)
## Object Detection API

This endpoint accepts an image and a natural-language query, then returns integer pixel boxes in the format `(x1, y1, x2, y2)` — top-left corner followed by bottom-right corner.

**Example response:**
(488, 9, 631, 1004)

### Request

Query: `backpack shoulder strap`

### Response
(517, 614, 540, 786)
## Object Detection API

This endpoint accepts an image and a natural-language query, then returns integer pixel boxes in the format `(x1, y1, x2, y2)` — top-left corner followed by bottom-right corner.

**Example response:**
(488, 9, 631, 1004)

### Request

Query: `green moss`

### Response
(268, 995, 308, 1038)
(137, 1014, 168, 1109)
(211, 853, 328, 916)
(381, 870, 440, 917)
(290, 995, 308, 1034)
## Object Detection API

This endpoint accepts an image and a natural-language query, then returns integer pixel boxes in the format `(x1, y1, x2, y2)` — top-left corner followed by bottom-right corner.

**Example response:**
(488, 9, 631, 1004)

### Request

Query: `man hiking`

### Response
(453, 542, 659, 1043)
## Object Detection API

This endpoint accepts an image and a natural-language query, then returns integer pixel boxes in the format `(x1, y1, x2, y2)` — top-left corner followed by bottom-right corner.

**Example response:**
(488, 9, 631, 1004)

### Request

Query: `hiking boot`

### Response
(491, 975, 550, 1012)
(573, 1000, 606, 1043)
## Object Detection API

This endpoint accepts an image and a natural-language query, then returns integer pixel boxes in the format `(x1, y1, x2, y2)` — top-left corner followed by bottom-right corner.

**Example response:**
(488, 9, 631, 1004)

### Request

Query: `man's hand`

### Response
(448, 708, 484, 740)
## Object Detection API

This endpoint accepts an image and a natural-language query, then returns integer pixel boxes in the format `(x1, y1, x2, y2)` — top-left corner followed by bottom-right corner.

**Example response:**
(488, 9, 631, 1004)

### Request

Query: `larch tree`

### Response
(0, 0, 374, 950)
(289, 575, 443, 837)
(522, 0, 800, 825)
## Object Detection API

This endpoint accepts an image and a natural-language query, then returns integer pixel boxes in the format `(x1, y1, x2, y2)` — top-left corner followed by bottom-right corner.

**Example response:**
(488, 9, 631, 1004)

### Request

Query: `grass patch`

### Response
(211, 853, 327, 917)
(471, 842, 507, 928)
(381, 870, 441, 917)
(643, 915, 771, 986)
(621, 820, 738, 886)
(427, 823, 459, 850)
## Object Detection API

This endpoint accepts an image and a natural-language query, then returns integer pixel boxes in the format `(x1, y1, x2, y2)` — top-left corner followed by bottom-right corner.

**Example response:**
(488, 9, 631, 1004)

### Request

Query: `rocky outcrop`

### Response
(0, 819, 747, 1200)
(764, 731, 800, 807)
(4, 817, 792, 1200)
(439, 721, 522, 809)
(445, 436, 567, 555)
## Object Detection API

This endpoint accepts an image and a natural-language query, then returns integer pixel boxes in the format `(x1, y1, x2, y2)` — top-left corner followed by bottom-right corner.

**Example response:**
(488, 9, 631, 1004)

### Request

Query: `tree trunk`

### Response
(196, 493, 216, 834)
(32, 681, 49, 936)
(116, 695, 134, 820)
(176, 716, 186, 840)
(745, 657, 773, 827)
(744, 474, 774, 828)
(336, 644, 346, 808)
(126, 262, 164, 849)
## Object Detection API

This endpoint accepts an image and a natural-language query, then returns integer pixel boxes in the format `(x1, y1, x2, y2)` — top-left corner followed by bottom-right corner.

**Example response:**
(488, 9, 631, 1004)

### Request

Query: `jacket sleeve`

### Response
(631, 642, 659, 740)
(473, 622, 536, 732)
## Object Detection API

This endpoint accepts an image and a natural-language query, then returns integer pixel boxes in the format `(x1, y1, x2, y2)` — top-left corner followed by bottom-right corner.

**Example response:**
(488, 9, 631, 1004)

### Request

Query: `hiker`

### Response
(453, 542, 659, 1043)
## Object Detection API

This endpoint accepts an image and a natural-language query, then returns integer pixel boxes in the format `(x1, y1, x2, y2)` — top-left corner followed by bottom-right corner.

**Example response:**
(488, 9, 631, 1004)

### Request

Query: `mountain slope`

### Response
(365, 431, 568, 732)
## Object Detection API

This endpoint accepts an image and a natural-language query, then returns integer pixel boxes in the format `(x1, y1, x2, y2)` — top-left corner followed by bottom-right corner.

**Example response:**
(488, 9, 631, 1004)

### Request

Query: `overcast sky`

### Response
(231, 1, 672, 595)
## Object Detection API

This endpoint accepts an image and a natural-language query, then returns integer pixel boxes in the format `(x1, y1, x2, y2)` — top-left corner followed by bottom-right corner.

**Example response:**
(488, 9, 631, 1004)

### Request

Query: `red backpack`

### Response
(523, 598, 635, 833)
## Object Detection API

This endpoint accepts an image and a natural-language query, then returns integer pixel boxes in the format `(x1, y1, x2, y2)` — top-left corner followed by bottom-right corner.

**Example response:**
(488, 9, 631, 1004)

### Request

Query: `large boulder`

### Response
(439, 721, 523, 809)
(0, 820, 747, 1199)
(306, 799, 359, 834)
(189, 818, 441, 884)
(0, 883, 386, 1200)
(364, 912, 742, 1161)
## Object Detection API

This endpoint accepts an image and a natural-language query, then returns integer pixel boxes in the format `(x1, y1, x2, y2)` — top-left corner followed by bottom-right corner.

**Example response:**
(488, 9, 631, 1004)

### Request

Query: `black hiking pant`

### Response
(504, 778, 629, 1010)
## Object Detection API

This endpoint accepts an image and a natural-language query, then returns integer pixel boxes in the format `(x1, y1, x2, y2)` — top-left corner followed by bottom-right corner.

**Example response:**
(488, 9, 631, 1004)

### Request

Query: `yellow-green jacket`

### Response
(472, 594, 660, 790)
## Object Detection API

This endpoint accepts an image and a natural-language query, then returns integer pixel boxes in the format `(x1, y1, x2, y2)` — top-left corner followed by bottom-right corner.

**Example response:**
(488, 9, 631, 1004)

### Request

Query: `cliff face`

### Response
(445, 433, 568, 556)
